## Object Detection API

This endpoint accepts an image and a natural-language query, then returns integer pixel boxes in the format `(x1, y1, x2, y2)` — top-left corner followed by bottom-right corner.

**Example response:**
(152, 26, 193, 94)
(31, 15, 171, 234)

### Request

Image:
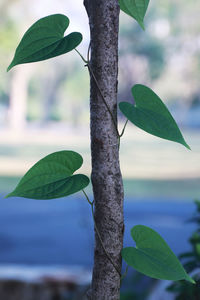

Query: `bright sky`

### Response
(9, 0, 90, 49)
(32, 0, 89, 36)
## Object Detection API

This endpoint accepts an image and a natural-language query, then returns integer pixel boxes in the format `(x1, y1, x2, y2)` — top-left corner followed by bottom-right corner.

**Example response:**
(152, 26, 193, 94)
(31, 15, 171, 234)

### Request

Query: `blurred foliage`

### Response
(119, 0, 200, 110)
(167, 200, 200, 299)
(0, 0, 200, 123)
(0, 20, 18, 54)
(0, 0, 20, 110)
(0, 0, 20, 59)
(119, 16, 165, 80)
(26, 58, 89, 125)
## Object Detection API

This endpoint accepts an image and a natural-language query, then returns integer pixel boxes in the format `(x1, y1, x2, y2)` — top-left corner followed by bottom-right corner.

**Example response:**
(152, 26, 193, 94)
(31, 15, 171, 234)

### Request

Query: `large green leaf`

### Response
(6, 151, 89, 200)
(119, 84, 190, 149)
(122, 225, 195, 283)
(119, 0, 150, 29)
(7, 14, 82, 71)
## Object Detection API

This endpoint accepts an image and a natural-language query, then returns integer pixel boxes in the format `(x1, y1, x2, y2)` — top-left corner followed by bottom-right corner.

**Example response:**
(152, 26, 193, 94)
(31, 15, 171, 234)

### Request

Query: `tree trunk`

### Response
(83, 1, 124, 299)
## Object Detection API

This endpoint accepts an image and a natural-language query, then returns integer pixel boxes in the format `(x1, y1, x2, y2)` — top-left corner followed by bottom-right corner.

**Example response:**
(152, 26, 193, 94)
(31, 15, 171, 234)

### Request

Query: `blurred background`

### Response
(0, 0, 200, 299)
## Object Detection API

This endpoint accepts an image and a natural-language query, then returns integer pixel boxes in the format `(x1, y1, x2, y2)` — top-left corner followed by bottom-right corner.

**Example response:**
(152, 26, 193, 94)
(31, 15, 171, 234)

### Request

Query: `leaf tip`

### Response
(186, 275, 195, 284)
(181, 139, 191, 150)
(5, 189, 18, 198)
(7, 60, 16, 72)
(185, 143, 191, 150)
(138, 20, 145, 30)
(4, 193, 12, 199)
(140, 23, 145, 31)
(7, 64, 12, 72)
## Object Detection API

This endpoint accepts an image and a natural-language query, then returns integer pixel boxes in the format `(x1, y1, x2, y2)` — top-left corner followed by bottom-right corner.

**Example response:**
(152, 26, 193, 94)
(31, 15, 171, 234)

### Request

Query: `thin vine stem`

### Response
(75, 48, 88, 64)
(82, 190, 121, 277)
(91, 203, 121, 276)
(120, 265, 129, 284)
(75, 46, 120, 138)
(87, 41, 91, 62)
(119, 119, 128, 138)
(82, 189, 93, 205)
(75, 47, 130, 140)
(87, 63, 120, 137)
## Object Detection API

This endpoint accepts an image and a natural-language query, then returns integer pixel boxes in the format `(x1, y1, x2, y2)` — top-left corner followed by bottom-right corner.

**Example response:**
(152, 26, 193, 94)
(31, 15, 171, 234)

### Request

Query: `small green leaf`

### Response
(7, 14, 82, 71)
(119, 0, 150, 29)
(6, 151, 89, 200)
(119, 84, 190, 149)
(122, 225, 195, 283)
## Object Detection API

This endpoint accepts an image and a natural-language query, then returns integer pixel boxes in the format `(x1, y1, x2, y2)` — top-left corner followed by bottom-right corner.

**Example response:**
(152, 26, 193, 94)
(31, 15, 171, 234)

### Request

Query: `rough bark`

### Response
(83, 1, 124, 299)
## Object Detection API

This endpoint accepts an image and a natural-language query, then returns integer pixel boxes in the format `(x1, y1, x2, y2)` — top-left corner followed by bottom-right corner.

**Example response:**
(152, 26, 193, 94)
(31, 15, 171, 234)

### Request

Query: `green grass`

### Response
(0, 128, 199, 200)
(123, 178, 200, 199)
(1, 176, 199, 200)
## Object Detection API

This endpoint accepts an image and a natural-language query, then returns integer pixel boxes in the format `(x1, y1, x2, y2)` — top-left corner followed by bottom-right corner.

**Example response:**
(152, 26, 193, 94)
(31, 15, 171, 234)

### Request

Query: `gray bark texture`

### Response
(83, 1, 124, 299)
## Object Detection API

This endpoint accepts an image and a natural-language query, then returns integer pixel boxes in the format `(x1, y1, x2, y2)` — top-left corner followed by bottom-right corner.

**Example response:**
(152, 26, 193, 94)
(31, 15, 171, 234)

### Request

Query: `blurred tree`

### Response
(1, 0, 200, 128)
(0, 0, 21, 126)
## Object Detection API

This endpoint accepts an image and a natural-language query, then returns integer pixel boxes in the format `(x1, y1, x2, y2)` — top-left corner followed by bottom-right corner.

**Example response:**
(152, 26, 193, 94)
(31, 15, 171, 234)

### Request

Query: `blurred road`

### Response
(0, 195, 196, 266)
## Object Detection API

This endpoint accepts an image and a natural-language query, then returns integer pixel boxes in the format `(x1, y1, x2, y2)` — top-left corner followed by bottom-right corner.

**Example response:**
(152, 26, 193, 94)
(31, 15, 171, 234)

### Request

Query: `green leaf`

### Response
(119, 84, 190, 149)
(7, 14, 82, 71)
(6, 151, 89, 200)
(119, 0, 150, 29)
(122, 225, 195, 283)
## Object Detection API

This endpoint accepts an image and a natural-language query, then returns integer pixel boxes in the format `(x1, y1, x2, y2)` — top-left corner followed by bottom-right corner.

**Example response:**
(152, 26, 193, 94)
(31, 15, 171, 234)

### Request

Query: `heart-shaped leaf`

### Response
(122, 225, 195, 283)
(119, 84, 190, 149)
(6, 151, 89, 200)
(119, 0, 150, 29)
(7, 14, 82, 71)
